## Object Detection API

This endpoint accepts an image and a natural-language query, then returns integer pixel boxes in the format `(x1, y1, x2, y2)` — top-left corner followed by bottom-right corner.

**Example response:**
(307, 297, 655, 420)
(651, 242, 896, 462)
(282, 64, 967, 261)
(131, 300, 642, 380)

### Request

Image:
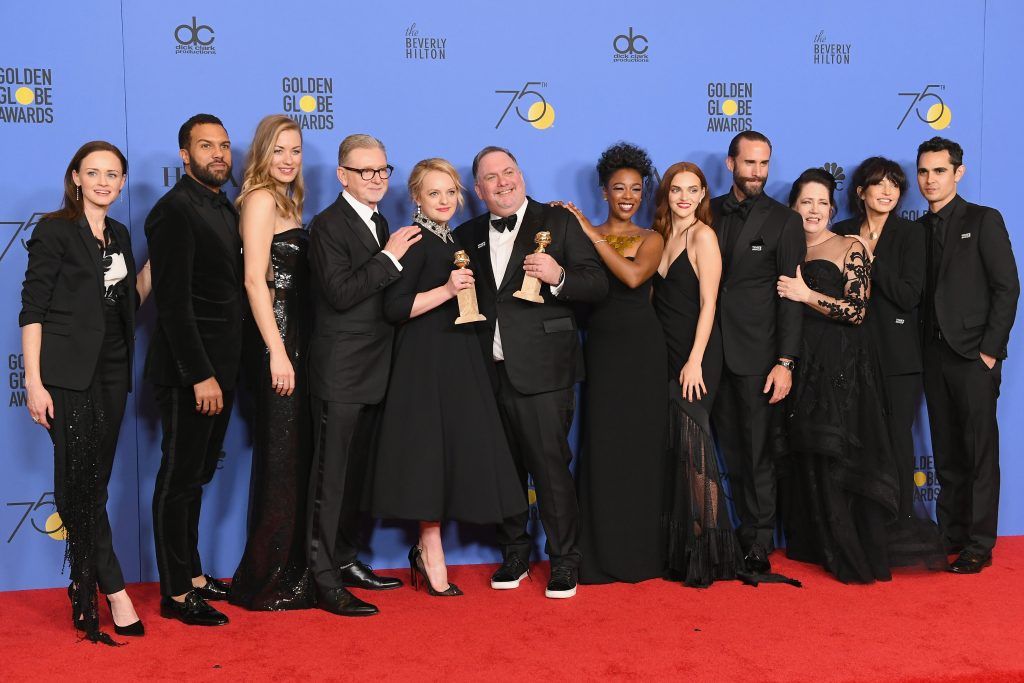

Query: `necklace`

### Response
(412, 212, 453, 244)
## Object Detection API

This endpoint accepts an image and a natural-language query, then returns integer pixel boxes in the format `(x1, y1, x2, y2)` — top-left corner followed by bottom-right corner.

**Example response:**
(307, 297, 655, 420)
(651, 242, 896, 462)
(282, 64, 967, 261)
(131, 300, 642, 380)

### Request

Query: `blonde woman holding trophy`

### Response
(370, 158, 526, 596)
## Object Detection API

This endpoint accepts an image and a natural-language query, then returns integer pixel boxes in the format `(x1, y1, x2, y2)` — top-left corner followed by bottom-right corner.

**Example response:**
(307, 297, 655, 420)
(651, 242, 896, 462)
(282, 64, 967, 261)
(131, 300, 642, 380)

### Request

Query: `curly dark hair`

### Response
(788, 167, 838, 218)
(596, 142, 653, 187)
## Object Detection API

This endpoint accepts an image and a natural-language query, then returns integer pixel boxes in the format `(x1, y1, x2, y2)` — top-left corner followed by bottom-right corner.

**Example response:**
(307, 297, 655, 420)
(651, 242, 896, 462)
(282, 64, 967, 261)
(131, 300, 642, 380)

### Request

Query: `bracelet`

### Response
(776, 358, 795, 370)
(593, 239, 607, 245)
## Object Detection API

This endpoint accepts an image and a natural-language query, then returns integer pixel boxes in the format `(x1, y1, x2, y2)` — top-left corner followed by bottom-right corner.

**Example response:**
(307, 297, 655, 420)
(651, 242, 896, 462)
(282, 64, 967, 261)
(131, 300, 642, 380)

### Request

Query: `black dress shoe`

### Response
(316, 586, 379, 616)
(490, 555, 530, 590)
(744, 543, 772, 574)
(160, 591, 229, 626)
(339, 561, 403, 591)
(545, 565, 578, 599)
(193, 575, 231, 601)
(948, 551, 992, 574)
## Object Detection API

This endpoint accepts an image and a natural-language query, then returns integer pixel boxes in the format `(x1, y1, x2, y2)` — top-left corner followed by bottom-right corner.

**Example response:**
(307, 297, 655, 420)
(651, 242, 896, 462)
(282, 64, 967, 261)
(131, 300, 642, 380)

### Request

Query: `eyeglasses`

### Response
(341, 165, 394, 181)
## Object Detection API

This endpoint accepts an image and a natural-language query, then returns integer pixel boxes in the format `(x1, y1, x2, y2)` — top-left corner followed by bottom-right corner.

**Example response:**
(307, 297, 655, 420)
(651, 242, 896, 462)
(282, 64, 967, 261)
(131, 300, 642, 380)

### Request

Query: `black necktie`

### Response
(371, 212, 389, 247)
(490, 215, 517, 232)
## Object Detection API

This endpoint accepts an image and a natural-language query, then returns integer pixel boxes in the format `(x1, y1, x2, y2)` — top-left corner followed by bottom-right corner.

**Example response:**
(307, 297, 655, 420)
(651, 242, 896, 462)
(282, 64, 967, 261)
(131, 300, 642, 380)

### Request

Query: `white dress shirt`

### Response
(342, 190, 402, 271)
(489, 199, 563, 361)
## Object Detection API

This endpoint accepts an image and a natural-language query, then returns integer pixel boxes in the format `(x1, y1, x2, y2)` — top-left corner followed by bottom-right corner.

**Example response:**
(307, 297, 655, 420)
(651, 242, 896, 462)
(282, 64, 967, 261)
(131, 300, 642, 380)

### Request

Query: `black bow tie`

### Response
(721, 193, 753, 220)
(490, 215, 517, 233)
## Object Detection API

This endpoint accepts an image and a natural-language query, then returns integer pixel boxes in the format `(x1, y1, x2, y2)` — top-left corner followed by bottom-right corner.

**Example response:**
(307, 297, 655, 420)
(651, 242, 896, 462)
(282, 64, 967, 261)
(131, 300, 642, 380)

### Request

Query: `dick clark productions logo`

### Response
(612, 28, 649, 63)
(174, 17, 216, 55)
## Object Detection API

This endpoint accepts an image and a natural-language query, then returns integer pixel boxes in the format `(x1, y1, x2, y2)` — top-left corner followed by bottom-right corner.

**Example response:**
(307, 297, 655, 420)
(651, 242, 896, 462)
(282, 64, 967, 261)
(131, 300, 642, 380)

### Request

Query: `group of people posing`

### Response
(20, 116, 1019, 644)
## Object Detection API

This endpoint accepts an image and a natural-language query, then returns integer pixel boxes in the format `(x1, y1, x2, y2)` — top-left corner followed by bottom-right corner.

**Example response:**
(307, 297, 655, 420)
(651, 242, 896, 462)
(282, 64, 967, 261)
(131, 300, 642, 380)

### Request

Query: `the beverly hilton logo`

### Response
(0, 67, 54, 124)
(812, 31, 851, 65)
(404, 23, 447, 60)
(706, 82, 753, 133)
(282, 76, 334, 130)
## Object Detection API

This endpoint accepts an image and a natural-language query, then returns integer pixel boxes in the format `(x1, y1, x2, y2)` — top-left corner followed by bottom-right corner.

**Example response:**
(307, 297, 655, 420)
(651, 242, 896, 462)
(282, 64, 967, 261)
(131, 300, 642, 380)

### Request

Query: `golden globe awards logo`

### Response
(282, 76, 334, 130)
(174, 17, 216, 55)
(404, 23, 447, 60)
(913, 454, 939, 504)
(494, 82, 554, 130)
(0, 67, 54, 124)
(8, 353, 26, 408)
(706, 82, 753, 132)
(897, 85, 952, 131)
(612, 27, 649, 63)
(812, 31, 851, 65)
(6, 491, 65, 543)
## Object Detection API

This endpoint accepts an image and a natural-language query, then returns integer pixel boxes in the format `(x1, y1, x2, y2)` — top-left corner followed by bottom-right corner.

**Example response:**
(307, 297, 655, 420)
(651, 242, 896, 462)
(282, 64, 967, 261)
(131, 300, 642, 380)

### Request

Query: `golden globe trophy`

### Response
(513, 231, 552, 304)
(453, 250, 487, 325)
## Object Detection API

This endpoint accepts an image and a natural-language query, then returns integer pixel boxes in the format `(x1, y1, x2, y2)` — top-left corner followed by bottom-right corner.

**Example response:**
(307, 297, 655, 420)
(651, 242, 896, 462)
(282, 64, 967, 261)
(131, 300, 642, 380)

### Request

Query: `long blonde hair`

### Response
(237, 114, 304, 223)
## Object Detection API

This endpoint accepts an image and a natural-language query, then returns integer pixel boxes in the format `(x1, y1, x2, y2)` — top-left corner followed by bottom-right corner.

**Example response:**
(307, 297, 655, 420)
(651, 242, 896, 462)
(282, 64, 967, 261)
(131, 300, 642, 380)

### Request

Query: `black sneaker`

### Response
(490, 555, 530, 590)
(545, 565, 577, 599)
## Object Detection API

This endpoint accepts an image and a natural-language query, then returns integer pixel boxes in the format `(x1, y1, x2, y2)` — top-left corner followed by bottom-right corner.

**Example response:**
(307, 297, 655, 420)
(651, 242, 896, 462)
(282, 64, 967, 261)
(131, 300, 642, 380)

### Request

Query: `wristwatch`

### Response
(776, 358, 796, 370)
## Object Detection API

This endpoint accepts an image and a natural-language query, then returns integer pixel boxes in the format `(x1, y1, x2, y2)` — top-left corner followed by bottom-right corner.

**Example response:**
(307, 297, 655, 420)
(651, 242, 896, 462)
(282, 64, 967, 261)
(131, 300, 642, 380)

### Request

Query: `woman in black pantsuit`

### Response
(833, 157, 938, 558)
(20, 141, 150, 644)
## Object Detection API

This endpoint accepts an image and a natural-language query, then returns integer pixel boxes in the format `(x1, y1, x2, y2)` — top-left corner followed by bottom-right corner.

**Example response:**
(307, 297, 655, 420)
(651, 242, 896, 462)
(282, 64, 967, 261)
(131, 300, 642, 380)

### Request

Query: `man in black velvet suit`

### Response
(306, 134, 420, 615)
(147, 113, 242, 626)
(917, 136, 1019, 574)
(709, 131, 806, 573)
(456, 146, 607, 599)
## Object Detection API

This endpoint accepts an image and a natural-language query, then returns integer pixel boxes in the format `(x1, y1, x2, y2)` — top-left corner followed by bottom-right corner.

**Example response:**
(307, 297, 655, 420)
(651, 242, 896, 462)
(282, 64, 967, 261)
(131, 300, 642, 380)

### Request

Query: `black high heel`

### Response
(106, 596, 145, 637)
(408, 546, 463, 597)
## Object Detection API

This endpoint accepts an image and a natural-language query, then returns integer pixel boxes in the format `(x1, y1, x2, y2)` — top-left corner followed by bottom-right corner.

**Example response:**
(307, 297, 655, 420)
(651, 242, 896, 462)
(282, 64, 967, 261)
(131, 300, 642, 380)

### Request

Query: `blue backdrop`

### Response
(2, 0, 1021, 591)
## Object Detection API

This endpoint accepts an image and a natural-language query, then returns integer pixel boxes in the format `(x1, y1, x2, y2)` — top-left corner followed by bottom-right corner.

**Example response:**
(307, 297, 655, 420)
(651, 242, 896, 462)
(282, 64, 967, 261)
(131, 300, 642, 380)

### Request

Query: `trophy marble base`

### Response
(513, 275, 545, 304)
(455, 287, 487, 324)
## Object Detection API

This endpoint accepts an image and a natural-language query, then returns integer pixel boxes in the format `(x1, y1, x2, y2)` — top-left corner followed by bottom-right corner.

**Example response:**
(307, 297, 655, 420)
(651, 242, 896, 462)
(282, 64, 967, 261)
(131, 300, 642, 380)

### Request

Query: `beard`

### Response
(191, 160, 232, 188)
(733, 171, 766, 199)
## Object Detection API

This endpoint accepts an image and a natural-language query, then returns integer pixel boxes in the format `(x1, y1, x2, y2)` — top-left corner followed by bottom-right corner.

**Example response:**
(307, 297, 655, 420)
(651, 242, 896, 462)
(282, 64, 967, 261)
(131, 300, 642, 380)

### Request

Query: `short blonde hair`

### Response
(408, 158, 465, 209)
(338, 133, 385, 166)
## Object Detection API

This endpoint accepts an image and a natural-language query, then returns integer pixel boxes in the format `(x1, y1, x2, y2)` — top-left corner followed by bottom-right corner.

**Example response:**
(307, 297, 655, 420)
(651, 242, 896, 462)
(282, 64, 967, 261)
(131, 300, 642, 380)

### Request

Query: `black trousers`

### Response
(884, 373, 924, 516)
(712, 369, 778, 550)
(49, 314, 130, 595)
(306, 397, 377, 590)
(923, 338, 1002, 555)
(494, 362, 580, 569)
(152, 385, 234, 596)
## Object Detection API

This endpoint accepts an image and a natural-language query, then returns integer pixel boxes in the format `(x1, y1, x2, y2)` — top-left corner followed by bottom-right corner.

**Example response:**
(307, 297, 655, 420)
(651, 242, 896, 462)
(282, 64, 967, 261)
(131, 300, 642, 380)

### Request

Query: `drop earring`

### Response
(76, 185, 81, 201)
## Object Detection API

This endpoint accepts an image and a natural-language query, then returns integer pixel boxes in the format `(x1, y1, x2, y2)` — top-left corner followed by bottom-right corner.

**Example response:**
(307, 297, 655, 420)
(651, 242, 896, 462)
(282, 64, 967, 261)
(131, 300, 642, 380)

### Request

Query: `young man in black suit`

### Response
(147, 114, 242, 626)
(456, 146, 607, 599)
(306, 134, 419, 615)
(917, 136, 1019, 574)
(709, 131, 806, 573)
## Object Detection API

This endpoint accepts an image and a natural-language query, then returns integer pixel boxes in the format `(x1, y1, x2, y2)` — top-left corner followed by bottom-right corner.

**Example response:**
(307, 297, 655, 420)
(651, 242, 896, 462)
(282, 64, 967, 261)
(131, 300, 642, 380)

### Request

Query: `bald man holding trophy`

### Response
(456, 146, 607, 599)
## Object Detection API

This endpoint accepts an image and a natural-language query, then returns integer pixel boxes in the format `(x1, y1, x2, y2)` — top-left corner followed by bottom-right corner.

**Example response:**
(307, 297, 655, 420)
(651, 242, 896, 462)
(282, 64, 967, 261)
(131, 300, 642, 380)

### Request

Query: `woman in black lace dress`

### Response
(231, 115, 315, 610)
(370, 158, 526, 596)
(776, 168, 942, 583)
(553, 142, 667, 584)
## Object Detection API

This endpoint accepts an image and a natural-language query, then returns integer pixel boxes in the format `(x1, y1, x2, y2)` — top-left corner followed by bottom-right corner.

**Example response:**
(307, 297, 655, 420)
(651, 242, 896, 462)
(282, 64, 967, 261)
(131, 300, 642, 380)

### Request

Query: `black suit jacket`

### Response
(144, 175, 243, 390)
(710, 193, 805, 375)
(455, 198, 608, 395)
(923, 194, 1019, 360)
(834, 214, 925, 376)
(20, 216, 137, 391)
(307, 192, 402, 404)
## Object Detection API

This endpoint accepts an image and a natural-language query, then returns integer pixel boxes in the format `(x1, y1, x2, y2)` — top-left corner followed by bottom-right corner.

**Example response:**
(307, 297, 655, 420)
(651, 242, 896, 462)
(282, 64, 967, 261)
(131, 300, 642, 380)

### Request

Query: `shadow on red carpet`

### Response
(2, 537, 1023, 681)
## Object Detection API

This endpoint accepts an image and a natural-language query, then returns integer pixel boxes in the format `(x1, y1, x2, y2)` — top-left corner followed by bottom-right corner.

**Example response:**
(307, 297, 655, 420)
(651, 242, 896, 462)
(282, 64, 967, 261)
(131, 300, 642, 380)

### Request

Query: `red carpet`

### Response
(3, 538, 1024, 682)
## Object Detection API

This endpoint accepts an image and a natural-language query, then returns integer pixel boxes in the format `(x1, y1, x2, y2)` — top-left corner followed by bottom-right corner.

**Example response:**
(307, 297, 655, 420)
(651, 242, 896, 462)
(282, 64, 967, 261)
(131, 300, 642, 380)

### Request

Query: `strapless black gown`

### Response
(777, 258, 944, 584)
(654, 251, 744, 587)
(231, 228, 315, 610)
(577, 259, 667, 584)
